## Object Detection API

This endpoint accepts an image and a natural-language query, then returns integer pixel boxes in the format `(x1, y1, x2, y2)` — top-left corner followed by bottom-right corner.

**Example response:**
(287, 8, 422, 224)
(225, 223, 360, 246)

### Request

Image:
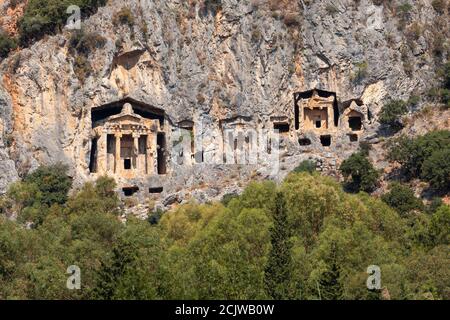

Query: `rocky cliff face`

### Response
(0, 0, 448, 210)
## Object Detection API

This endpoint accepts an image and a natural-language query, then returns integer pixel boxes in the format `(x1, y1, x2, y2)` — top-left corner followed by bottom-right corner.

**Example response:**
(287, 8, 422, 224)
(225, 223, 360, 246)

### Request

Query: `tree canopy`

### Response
(0, 166, 448, 300)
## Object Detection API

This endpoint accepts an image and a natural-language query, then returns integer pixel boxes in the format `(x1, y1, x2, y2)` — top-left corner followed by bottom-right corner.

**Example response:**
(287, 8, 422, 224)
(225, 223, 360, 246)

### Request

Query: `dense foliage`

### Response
(339, 152, 380, 193)
(0, 30, 17, 59)
(0, 165, 448, 300)
(293, 160, 317, 174)
(379, 100, 408, 129)
(381, 183, 423, 217)
(18, 0, 107, 45)
(387, 130, 450, 192)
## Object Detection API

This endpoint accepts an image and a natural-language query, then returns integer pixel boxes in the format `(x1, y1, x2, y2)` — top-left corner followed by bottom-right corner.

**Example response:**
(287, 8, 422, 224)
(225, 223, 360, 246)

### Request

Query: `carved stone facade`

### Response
(295, 89, 369, 147)
(85, 90, 371, 201)
(90, 103, 167, 181)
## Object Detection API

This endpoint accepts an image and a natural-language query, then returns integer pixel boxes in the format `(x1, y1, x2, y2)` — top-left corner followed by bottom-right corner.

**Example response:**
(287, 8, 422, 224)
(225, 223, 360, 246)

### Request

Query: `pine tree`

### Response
(91, 242, 135, 299)
(318, 242, 343, 300)
(264, 192, 292, 299)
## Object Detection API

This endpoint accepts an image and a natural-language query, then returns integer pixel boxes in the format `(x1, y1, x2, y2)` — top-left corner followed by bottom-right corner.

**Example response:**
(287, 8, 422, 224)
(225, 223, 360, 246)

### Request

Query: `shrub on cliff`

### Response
(112, 7, 135, 27)
(68, 28, 106, 82)
(379, 100, 408, 129)
(0, 31, 17, 59)
(202, 0, 222, 12)
(24, 163, 72, 207)
(387, 130, 450, 180)
(293, 160, 316, 174)
(381, 183, 424, 217)
(18, 0, 107, 45)
(421, 148, 450, 191)
(4, 164, 72, 226)
(340, 152, 380, 193)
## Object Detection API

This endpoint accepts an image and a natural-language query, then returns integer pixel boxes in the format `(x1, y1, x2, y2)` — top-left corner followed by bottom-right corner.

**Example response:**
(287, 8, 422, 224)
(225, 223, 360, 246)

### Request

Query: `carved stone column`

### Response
(147, 132, 154, 175)
(114, 133, 122, 175)
(97, 132, 107, 174)
(133, 133, 140, 171)
(327, 105, 334, 129)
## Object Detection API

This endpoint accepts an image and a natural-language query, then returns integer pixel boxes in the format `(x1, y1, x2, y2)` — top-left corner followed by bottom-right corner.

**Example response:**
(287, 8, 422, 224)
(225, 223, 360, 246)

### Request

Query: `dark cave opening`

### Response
(320, 135, 331, 147)
(123, 186, 139, 197)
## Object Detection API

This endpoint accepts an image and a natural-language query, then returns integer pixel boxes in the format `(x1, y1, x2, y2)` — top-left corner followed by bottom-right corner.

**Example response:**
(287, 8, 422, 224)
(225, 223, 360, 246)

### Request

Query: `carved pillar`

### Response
(133, 133, 139, 171)
(97, 132, 107, 174)
(147, 132, 154, 175)
(300, 101, 306, 130)
(114, 133, 122, 175)
(327, 105, 333, 129)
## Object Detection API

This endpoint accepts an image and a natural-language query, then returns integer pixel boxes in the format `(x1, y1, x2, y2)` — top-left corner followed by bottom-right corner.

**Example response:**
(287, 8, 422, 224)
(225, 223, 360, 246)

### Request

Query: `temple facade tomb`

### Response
(294, 89, 368, 148)
(89, 102, 167, 179)
(295, 89, 338, 133)
(220, 117, 259, 165)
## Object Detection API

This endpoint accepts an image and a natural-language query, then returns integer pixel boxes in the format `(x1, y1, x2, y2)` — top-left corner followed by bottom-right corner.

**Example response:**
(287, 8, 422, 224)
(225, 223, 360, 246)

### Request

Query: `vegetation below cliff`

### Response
(0, 0, 449, 301)
(0, 163, 448, 300)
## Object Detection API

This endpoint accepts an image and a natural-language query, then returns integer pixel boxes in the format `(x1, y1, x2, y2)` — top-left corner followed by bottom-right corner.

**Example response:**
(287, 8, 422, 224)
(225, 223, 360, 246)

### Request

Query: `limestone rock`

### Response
(0, 0, 447, 208)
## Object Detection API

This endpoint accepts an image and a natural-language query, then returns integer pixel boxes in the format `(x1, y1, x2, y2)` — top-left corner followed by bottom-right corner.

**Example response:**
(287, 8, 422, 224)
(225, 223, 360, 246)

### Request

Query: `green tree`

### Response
(24, 163, 72, 206)
(0, 30, 17, 59)
(340, 152, 380, 193)
(405, 246, 450, 299)
(281, 173, 344, 249)
(387, 131, 450, 178)
(19, 0, 107, 45)
(93, 218, 162, 299)
(421, 148, 450, 191)
(379, 100, 408, 129)
(264, 192, 292, 299)
(428, 205, 450, 246)
(317, 242, 343, 300)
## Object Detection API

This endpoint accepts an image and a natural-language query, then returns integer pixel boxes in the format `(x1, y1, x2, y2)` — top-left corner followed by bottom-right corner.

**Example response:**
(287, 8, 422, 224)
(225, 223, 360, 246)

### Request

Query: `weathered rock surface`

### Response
(0, 0, 448, 213)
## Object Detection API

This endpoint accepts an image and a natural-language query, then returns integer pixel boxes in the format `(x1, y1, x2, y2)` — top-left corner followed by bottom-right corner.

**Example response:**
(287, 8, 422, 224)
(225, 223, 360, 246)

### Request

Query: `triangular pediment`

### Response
(106, 114, 143, 124)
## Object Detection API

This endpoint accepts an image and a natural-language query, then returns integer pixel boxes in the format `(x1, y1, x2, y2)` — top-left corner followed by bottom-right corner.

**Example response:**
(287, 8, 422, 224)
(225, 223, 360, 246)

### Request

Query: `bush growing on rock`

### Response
(0, 31, 17, 59)
(441, 61, 450, 108)
(339, 152, 380, 193)
(421, 148, 450, 192)
(428, 205, 450, 246)
(379, 100, 408, 129)
(293, 160, 316, 174)
(112, 7, 135, 27)
(351, 61, 369, 83)
(387, 130, 450, 188)
(431, 0, 446, 14)
(381, 183, 424, 217)
(69, 29, 106, 55)
(68, 28, 106, 82)
(24, 164, 72, 207)
(18, 0, 107, 45)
